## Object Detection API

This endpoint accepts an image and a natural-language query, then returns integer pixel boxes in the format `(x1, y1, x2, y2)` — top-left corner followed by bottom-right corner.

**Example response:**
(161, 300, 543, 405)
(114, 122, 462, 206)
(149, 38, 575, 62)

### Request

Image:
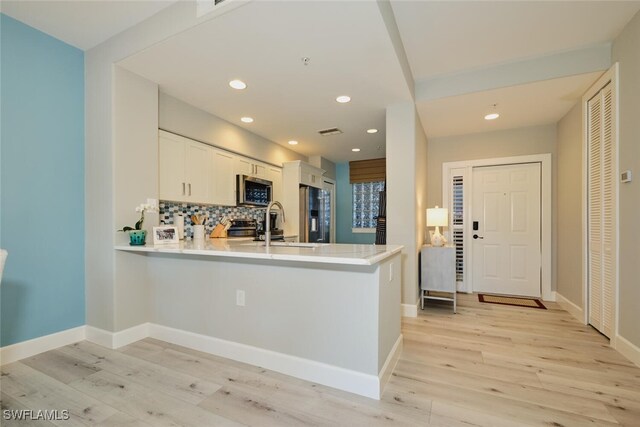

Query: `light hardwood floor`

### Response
(2, 293, 640, 426)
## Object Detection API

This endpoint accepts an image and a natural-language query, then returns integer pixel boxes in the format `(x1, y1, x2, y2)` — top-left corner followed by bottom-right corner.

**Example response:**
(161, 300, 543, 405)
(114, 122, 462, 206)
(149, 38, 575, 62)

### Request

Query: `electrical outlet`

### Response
(236, 290, 245, 307)
(389, 263, 394, 282)
(146, 198, 158, 209)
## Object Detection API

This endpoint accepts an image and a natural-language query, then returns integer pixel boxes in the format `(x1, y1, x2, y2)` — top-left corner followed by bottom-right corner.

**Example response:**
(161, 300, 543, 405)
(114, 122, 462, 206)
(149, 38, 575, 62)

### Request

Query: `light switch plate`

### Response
(621, 170, 632, 183)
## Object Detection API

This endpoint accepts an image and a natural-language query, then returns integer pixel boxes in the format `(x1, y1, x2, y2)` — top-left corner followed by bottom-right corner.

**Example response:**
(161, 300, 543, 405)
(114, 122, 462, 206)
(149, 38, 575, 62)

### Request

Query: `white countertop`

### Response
(115, 239, 403, 266)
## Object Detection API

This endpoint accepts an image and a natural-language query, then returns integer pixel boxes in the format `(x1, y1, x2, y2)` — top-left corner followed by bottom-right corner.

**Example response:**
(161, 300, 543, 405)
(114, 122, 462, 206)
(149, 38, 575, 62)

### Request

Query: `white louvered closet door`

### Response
(588, 82, 616, 338)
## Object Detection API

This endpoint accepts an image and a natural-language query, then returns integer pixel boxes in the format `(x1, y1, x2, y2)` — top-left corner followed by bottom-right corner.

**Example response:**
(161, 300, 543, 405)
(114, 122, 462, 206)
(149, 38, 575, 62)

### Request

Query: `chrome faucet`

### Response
(265, 201, 285, 248)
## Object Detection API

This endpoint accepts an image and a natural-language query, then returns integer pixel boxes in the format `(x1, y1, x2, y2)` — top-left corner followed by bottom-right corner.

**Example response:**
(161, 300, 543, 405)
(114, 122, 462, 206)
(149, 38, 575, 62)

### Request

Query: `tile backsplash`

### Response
(159, 201, 265, 239)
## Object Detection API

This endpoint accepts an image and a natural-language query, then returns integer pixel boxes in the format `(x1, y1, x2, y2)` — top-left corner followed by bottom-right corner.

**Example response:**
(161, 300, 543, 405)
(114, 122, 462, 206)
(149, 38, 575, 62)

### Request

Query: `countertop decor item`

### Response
(118, 202, 157, 246)
(210, 217, 232, 238)
(153, 226, 179, 245)
(175, 214, 185, 240)
(128, 230, 147, 246)
(193, 224, 205, 240)
(426, 205, 448, 247)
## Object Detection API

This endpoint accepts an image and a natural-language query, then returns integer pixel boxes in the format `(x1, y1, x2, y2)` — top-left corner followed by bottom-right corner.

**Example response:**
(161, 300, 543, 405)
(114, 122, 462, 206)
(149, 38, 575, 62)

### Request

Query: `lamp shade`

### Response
(426, 206, 448, 227)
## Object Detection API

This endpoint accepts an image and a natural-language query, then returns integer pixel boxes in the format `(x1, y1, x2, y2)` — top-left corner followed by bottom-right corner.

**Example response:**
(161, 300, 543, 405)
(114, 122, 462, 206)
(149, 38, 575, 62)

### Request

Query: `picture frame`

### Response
(153, 226, 179, 245)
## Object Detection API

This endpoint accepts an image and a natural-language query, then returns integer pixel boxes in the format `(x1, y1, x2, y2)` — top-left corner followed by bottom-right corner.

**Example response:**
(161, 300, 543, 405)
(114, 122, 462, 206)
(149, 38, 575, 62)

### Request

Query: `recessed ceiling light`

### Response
(288, 140, 298, 145)
(484, 113, 500, 120)
(336, 95, 351, 104)
(229, 79, 247, 90)
(367, 129, 378, 134)
(352, 148, 361, 152)
(241, 117, 254, 123)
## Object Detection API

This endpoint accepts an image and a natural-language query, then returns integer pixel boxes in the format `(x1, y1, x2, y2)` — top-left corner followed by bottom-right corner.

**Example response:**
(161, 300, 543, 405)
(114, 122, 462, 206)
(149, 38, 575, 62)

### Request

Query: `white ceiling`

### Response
(0, 0, 177, 50)
(418, 72, 603, 138)
(118, 1, 411, 163)
(391, 0, 640, 81)
(5, 0, 640, 157)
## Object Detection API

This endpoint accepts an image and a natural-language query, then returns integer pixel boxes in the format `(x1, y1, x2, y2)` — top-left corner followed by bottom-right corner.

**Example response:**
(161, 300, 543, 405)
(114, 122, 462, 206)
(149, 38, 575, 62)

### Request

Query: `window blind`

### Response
(452, 175, 465, 283)
(349, 158, 386, 184)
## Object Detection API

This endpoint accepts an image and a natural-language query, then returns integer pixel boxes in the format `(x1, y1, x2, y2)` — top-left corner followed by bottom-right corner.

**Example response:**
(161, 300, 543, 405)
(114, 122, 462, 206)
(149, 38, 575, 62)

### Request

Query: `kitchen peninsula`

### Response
(115, 240, 403, 399)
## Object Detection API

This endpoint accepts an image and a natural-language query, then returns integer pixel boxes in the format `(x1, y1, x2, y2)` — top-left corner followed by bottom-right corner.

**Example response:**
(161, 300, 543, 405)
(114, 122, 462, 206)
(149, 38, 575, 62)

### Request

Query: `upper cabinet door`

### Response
(211, 149, 236, 206)
(253, 163, 268, 179)
(235, 157, 253, 176)
(267, 166, 283, 203)
(299, 163, 324, 189)
(185, 141, 212, 203)
(159, 134, 187, 202)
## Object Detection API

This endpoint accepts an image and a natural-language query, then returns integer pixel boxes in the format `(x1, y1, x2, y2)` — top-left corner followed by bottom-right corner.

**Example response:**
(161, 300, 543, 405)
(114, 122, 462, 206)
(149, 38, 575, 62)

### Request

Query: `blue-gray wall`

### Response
(335, 163, 375, 244)
(1, 15, 85, 346)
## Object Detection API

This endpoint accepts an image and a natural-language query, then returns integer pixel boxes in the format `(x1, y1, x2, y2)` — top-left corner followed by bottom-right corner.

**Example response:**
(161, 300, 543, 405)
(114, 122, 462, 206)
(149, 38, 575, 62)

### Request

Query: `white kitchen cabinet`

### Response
(159, 131, 212, 204)
(254, 163, 268, 179)
(159, 130, 282, 207)
(186, 142, 211, 202)
(267, 166, 283, 203)
(234, 157, 253, 177)
(211, 149, 236, 206)
(235, 157, 269, 179)
(299, 162, 324, 189)
(159, 133, 186, 202)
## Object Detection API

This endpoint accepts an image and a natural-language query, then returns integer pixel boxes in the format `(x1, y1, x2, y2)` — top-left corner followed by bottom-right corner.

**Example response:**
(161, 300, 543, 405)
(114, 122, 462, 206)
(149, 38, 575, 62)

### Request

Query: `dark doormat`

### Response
(478, 294, 546, 309)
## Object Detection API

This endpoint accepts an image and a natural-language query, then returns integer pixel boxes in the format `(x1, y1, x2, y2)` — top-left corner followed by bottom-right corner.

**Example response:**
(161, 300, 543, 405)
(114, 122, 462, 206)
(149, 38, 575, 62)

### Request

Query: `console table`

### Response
(420, 245, 456, 313)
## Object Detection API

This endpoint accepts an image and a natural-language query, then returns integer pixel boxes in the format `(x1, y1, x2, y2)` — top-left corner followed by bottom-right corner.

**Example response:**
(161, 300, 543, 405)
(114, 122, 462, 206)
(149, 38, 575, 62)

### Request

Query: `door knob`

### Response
(473, 234, 484, 240)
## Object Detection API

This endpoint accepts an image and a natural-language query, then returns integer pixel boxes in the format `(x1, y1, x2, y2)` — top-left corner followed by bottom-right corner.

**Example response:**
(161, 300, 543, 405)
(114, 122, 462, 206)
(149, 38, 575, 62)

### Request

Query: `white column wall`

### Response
(386, 103, 428, 310)
(85, 1, 219, 332)
(113, 67, 159, 330)
(415, 115, 429, 271)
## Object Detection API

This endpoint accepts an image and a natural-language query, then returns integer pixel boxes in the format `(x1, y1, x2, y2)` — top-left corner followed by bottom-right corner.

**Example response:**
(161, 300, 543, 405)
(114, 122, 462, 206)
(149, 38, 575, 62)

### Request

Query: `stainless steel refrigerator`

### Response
(299, 185, 331, 243)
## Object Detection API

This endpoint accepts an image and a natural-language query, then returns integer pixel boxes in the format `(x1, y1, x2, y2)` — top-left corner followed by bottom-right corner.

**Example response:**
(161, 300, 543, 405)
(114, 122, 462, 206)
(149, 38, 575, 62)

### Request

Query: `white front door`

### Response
(471, 163, 541, 297)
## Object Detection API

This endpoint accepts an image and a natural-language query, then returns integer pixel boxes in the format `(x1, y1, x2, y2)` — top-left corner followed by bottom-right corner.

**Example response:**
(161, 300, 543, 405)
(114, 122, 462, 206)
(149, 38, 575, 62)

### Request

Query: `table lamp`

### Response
(426, 205, 448, 247)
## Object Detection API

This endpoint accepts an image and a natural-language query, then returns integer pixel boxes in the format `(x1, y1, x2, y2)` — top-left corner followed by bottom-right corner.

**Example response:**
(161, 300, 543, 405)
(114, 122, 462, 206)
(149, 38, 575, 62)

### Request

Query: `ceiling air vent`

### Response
(197, 0, 232, 18)
(318, 128, 343, 136)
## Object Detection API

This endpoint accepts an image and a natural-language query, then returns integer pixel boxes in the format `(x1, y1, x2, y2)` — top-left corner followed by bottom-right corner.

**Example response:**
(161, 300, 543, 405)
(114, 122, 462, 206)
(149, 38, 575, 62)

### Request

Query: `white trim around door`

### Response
(442, 154, 553, 301)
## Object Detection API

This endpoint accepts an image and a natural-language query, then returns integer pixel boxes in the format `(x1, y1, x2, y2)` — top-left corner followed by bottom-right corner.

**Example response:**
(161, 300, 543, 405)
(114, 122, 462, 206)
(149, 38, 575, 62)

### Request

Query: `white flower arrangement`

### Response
(119, 202, 158, 232)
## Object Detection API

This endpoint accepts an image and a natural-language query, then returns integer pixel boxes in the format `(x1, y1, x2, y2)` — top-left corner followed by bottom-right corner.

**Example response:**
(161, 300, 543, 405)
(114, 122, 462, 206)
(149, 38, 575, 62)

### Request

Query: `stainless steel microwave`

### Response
(236, 175, 273, 207)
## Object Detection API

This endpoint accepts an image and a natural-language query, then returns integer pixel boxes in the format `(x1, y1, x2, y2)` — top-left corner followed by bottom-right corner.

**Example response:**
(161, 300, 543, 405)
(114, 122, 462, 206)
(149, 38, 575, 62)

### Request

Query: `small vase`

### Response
(129, 230, 147, 246)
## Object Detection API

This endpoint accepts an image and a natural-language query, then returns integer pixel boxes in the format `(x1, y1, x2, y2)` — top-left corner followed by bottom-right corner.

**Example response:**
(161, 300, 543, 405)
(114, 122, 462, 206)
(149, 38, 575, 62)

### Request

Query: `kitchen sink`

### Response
(270, 242, 329, 248)
(239, 242, 329, 248)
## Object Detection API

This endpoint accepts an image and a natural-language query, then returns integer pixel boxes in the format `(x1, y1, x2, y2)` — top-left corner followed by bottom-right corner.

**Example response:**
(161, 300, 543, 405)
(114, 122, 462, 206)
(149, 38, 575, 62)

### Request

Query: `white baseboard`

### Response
(378, 334, 402, 395)
(86, 323, 150, 349)
(555, 292, 584, 322)
(401, 301, 419, 318)
(85, 326, 113, 349)
(113, 323, 149, 348)
(1, 322, 400, 399)
(0, 326, 85, 365)
(613, 334, 640, 368)
(149, 323, 382, 399)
